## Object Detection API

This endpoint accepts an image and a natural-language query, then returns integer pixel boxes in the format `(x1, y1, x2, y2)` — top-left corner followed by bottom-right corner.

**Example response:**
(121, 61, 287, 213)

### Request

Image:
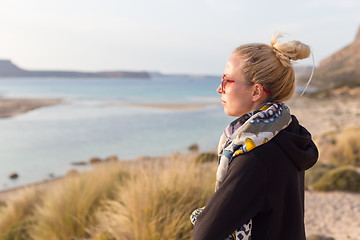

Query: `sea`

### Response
(0, 76, 235, 190)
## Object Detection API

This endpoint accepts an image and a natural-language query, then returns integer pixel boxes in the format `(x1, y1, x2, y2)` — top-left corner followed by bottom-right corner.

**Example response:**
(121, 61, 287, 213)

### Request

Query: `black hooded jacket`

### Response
(193, 116, 318, 240)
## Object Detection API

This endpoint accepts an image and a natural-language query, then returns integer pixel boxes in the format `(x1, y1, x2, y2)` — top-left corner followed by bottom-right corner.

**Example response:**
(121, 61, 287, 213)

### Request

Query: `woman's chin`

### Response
(223, 108, 244, 117)
(223, 109, 236, 117)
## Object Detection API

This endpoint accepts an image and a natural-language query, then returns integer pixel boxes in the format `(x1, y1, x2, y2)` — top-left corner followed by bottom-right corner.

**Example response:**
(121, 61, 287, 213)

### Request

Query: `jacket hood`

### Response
(274, 115, 318, 171)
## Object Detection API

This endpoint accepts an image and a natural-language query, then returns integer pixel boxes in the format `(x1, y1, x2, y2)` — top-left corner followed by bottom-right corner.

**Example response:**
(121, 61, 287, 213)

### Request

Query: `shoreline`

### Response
(0, 176, 66, 202)
(0, 97, 218, 118)
(0, 97, 62, 118)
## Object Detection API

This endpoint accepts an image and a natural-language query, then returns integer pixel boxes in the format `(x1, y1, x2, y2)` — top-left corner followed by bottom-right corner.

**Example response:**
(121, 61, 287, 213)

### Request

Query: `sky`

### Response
(0, 0, 359, 75)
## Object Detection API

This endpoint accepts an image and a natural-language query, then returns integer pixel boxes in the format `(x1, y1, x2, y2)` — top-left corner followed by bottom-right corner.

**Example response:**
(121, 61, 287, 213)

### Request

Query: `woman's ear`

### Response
(251, 83, 265, 102)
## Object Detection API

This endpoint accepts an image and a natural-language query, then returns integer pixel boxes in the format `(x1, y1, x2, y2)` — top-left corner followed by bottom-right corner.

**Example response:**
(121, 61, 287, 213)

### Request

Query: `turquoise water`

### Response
(0, 77, 234, 190)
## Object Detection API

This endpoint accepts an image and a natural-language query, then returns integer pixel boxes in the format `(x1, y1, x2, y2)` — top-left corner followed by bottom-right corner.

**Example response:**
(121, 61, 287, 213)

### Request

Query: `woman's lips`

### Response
(221, 99, 226, 105)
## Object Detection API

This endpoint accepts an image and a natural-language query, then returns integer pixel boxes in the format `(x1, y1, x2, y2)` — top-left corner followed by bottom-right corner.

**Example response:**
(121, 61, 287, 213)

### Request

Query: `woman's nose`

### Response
(217, 84, 223, 94)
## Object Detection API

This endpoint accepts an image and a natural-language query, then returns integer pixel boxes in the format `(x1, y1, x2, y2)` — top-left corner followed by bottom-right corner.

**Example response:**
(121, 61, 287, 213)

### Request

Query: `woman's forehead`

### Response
(225, 54, 245, 73)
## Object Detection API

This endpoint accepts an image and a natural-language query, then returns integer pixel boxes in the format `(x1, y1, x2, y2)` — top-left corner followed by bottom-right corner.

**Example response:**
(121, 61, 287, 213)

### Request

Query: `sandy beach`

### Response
(305, 191, 360, 240)
(286, 88, 360, 137)
(0, 97, 62, 118)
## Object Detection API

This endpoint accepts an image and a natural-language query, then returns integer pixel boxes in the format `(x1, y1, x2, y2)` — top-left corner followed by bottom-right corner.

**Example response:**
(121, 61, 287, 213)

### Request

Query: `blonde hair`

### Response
(233, 33, 311, 102)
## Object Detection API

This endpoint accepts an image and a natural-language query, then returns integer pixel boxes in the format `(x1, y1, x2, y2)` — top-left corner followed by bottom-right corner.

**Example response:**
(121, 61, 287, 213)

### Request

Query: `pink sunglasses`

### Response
(220, 74, 271, 96)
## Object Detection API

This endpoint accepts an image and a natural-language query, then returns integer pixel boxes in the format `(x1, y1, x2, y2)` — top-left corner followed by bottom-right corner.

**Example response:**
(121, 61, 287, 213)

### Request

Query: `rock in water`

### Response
(9, 172, 19, 180)
(90, 157, 102, 164)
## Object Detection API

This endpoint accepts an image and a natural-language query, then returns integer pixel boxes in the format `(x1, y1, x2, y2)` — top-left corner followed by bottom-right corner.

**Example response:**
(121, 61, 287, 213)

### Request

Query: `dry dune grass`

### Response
(29, 163, 125, 240)
(0, 188, 41, 239)
(330, 126, 360, 166)
(91, 154, 216, 239)
(0, 154, 216, 240)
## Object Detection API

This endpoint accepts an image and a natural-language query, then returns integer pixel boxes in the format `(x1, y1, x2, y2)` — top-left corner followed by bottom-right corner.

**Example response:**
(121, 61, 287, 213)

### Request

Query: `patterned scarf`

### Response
(216, 101, 292, 190)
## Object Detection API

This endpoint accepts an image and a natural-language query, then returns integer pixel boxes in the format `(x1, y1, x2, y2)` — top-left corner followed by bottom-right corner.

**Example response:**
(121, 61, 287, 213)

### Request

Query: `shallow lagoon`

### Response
(0, 76, 234, 190)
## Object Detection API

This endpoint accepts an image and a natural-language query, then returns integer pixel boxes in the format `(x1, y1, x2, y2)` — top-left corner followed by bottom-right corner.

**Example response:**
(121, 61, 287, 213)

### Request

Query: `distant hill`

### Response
(0, 60, 150, 78)
(310, 26, 360, 89)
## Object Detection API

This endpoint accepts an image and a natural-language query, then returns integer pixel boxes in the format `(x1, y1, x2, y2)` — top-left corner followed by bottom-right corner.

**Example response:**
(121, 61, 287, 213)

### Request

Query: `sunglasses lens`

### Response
(221, 76, 225, 92)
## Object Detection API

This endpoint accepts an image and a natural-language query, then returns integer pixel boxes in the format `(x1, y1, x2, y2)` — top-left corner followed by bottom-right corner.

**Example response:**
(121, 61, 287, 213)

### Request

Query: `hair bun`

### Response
(270, 33, 311, 67)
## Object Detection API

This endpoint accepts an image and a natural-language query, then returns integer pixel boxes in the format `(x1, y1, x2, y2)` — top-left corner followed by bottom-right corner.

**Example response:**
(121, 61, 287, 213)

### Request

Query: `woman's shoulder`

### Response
(228, 139, 291, 174)
(230, 138, 282, 163)
(228, 147, 271, 174)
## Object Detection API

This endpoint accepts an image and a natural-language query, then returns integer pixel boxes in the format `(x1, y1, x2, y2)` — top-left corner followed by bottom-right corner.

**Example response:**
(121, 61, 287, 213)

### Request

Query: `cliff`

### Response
(0, 60, 150, 78)
(312, 26, 360, 89)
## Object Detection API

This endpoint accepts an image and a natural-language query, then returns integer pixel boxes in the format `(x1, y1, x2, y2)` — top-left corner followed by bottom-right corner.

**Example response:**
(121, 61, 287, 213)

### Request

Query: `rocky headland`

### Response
(301, 26, 360, 91)
(0, 60, 150, 78)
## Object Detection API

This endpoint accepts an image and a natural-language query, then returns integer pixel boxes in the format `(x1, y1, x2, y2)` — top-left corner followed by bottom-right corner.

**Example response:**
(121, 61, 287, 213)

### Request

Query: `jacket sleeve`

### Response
(193, 153, 267, 240)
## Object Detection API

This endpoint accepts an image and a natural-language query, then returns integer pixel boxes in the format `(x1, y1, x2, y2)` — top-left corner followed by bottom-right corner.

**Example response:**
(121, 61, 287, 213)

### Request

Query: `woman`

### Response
(191, 34, 318, 240)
